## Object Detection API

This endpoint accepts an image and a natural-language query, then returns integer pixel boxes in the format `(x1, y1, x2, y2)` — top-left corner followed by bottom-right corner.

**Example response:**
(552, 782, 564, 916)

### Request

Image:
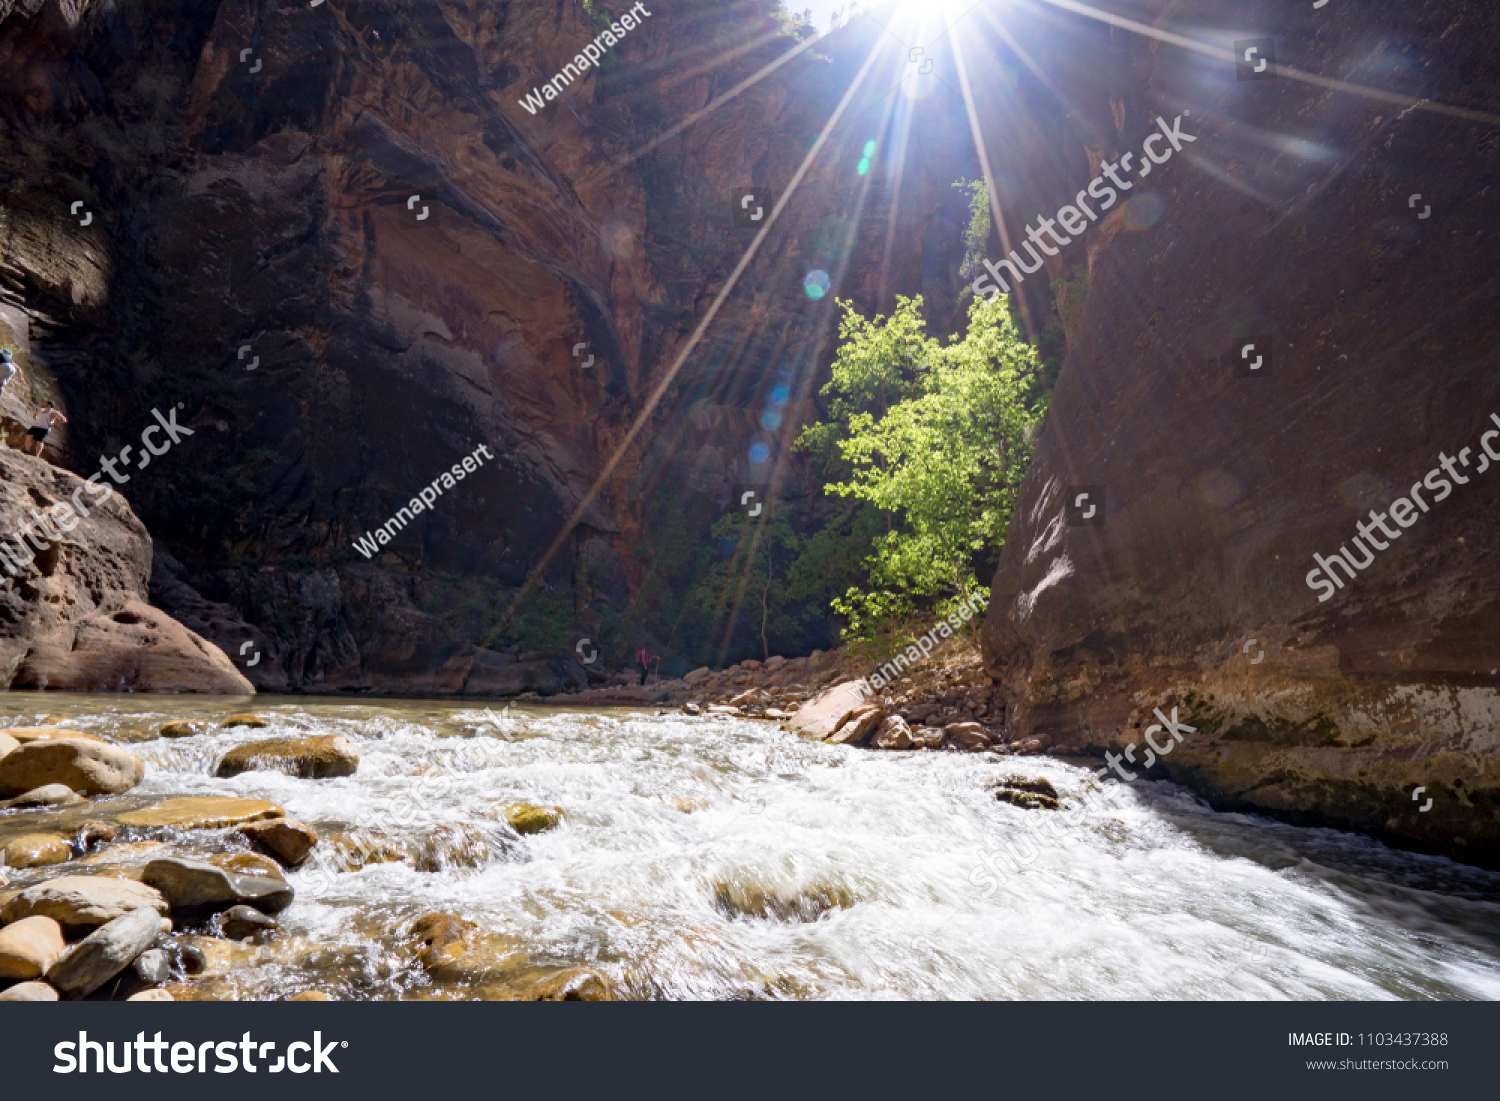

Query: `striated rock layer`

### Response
(981, 0, 1500, 866)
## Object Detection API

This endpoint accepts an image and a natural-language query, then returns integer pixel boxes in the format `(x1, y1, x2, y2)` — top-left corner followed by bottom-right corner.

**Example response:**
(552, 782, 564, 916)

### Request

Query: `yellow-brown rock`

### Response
(501, 803, 564, 835)
(215, 735, 358, 779)
(2, 833, 71, 869)
(114, 796, 285, 830)
(0, 915, 66, 979)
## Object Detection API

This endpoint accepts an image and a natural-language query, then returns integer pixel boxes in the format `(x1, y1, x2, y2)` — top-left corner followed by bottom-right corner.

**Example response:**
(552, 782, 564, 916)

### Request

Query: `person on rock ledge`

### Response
(26, 399, 67, 460)
(637, 647, 660, 685)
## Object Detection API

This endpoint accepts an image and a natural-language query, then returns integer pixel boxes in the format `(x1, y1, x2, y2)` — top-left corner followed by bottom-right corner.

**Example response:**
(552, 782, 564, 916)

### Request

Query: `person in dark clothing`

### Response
(637, 648, 659, 685)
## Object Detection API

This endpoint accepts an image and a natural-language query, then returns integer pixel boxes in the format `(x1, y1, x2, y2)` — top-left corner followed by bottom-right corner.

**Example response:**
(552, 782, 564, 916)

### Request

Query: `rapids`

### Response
(3, 695, 1498, 1000)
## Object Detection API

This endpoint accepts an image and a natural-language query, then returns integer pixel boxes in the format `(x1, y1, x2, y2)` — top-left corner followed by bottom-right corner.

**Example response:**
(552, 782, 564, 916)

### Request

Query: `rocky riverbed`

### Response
(3, 690, 1500, 1001)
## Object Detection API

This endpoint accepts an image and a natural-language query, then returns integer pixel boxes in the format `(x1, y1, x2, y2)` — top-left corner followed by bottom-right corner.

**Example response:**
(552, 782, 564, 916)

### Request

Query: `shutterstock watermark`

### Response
(54, 1032, 343, 1074)
(1306, 413, 1500, 602)
(969, 114, 1197, 302)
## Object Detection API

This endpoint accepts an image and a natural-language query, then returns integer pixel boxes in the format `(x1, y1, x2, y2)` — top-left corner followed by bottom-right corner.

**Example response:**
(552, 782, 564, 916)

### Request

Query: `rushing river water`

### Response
(4, 694, 1499, 1001)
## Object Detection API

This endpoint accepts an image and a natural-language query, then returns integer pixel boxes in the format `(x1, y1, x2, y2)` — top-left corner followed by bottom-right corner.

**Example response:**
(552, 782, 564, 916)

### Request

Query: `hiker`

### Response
(637, 647, 659, 685)
(27, 400, 67, 459)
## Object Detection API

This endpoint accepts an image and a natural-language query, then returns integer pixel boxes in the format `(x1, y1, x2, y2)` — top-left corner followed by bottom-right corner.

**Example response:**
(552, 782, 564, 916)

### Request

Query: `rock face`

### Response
(1, 876, 169, 930)
(0, 451, 253, 694)
(215, 735, 359, 779)
(979, 0, 1500, 867)
(0, 737, 144, 796)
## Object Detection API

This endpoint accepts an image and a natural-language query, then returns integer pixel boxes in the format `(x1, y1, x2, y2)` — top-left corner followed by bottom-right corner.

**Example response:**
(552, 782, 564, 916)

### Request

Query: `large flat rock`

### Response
(1, 875, 168, 929)
(114, 796, 286, 830)
(787, 681, 879, 740)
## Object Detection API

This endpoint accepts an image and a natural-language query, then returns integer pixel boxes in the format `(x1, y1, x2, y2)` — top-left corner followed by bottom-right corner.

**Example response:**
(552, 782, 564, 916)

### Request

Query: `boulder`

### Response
(126, 989, 174, 1001)
(2, 833, 71, 869)
(0, 980, 58, 1001)
(238, 818, 319, 867)
(502, 803, 563, 836)
(329, 828, 409, 871)
(141, 857, 295, 916)
(764, 656, 787, 672)
(215, 734, 359, 779)
(0, 732, 16, 759)
(158, 720, 207, 739)
(1, 875, 168, 929)
(0, 737, 144, 797)
(944, 722, 993, 751)
(131, 947, 171, 985)
(220, 713, 270, 729)
(912, 726, 948, 750)
(869, 714, 914, 750)
(114, 796, 285, 830)
(0, 915, 67, 979)
(681, 702, 702, 715)
(1007, 738, 1044, 756)
(826, 706, 886, 746)
(0, 783, 83, 810)
(788, 681, 878, 740)
(215, 905, 274, 940)
(1, 727, 110, 745)
(46, 907, 163, 998)
(684, 667, 711, 684)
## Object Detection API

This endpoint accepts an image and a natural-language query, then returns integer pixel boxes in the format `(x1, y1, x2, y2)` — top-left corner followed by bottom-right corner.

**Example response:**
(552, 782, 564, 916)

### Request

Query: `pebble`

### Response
(220, 713, 270, 729)
(158, 720, 208, 739)
(132, 947, 172, 984)
(215, 905, 275, 941)
(502, 803, 563, 836)
(0, 783, 83, 810)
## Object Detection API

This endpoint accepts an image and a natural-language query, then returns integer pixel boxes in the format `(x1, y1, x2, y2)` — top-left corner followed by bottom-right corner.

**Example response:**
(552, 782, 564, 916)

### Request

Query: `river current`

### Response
(4, 694, 1498, 1001)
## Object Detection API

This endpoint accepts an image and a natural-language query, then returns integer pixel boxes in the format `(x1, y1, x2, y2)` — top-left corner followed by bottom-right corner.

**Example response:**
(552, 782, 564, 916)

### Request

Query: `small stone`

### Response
(126, 989, 174, 1001)
(870, 714, 914, 750)
(238, 818, 319, 867)
(215, 905, 275, 941)
(502, 803, 563, 836)
(170, 943, 208, 975)
(0, 783, 83, 810)
(288, 990, 331, 1001)
(1007, 738, 1044, 756)
(215, 735, 359, 779)
(764, 656, 787, 672)
(993, 776, 1060, 799)
(706, 705, 740, 715)
(763, 708, 791, 720)
(75, 821, 118, 849)
(141, 857, 295, 916)
(0, 738, 145, 797)
(46, 907, 163, 997)
(416, 824, 489, 871)
(114, 796, 286, 830)
(220, 713, 270, 729)
(827, 707, 886, 745)
(0, 915, 67, 979)
(911, 726, 948, 750)
(408, 912, 478, 958)
(684, 667, 711, 684)
(994, 788, 1060, 811)
(1, 875, 168, 929)
(530, 967, 618, 1001)
(158, 721, 207, 739)
(2, 833, 71, 869)
(681, 702, 702, 715)
(0, 980, 58, 1001)
(132, 947, 171, 984)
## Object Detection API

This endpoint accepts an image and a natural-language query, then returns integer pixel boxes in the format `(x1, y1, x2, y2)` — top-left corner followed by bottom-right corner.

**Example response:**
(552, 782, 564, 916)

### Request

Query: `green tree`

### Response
(799, 292, 1047, 643)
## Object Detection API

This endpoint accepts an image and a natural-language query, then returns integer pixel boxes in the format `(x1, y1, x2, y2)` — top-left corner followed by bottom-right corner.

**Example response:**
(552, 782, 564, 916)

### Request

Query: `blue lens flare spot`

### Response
(857, 158, 870, 176)
(749, 439, 771, 465)
(760, 408, 782, 430)
(770, 383, 790, 407)
(863, 140, 877, 158)
(803, 270, 831, 300)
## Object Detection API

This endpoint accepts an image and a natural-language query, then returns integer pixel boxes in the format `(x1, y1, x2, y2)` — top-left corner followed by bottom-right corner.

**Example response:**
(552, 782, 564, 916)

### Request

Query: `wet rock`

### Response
(416, 824, 490, 872)
(706, 704, 741, 716)
(114, 796, 285, 830)
(132, 947, 171, 985)
(870, 714, 914, 750)
(764, 708, 791, 720)
(944, 722, 994, 752)
(0, 738, 145, 797)
(46, 907, 162, 998)
(2, 875, 168, 929)
(1007, 738, 1045, 756)
(0, 915, 67, 979)
(238, 818, 319, 867)
(1, 727, 110, 745)
(502, 803, 563, 836)
(681, 702, 702, 715)
(788, 681, 877, 740)
(288, 990, 331, 1001)
(75, 821, 118, 850)
(684, 667, 711, 684)
(530, 967, 618, 1001)
(994, 788, 1060, 811)
(207, 853, 286, 881)
(141, 857, 295, 917)
(911, 726, 948, 750)
(215, 735, 359, 779)
(158, 721, 207, 739)
(2, 833, 71, 869)
(329, 828, 409, 871)
(764, 656, 787, 672)
(0, 980, 58, 1001)
(407, 912, 479, 961)
(126, 989, 174, 1001)
(167, 942, 207, 975)
(712, 877, 856, 923)
(220, 714, 270, 729)
(0, 783, 83, 810)
(826, 706, 886, 746)
(214, 905, 275, 941)
(0, 732, 15, 759)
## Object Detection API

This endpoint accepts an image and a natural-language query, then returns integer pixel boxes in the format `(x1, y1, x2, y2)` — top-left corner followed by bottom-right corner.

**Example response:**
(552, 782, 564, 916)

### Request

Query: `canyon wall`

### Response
(981, 0, 1500, 868)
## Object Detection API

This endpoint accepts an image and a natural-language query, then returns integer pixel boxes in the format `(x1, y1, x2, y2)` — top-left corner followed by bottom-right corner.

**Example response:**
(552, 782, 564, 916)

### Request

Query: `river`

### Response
(4, 694, 1499, 1000)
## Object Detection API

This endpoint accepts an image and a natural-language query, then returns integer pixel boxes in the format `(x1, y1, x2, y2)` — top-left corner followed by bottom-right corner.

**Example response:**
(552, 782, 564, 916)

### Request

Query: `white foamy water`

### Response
(5, 694, 1499, 1000)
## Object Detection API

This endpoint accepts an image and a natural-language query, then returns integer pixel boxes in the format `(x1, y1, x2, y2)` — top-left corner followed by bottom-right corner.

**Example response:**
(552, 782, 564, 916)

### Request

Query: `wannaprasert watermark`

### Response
(845, 591, 989, 699)
(1306, 412, 1500, 601)
(352, 444, 493, 559)
(517, 3, 653, 115)
(0, 406, 194, 578)
(969, 114, 1196, 303)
